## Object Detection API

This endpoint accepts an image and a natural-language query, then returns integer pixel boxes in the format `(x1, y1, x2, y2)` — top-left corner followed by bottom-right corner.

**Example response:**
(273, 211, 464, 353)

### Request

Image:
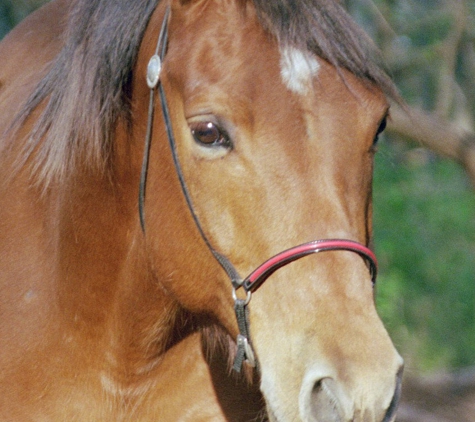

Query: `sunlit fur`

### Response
(0, 0, 402, 420)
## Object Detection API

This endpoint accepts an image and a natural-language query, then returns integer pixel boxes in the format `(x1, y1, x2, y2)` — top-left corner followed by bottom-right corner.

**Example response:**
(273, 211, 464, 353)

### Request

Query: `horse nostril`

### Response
(383, 365, 404, 422)
(309, 378, 346, 422)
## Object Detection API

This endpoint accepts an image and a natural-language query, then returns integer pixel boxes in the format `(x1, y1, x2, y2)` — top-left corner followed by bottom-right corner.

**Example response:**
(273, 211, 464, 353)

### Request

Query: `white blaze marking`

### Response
(280, 47, 320, 94)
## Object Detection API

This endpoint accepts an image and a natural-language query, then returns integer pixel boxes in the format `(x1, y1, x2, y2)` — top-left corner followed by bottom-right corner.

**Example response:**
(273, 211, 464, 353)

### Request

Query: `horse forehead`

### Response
(170, 1, 386, 121)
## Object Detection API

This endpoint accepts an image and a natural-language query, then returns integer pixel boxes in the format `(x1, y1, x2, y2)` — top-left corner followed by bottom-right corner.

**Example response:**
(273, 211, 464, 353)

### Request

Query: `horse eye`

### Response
(377, 118, 387, 135)
(373, 117, 387, 146)
(190, 121, 231, 148)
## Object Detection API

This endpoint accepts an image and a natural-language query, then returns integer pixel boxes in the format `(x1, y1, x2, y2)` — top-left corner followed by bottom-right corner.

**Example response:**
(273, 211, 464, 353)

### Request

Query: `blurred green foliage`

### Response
(347, 0, 475, 372)
(1, 0, 474, 372)
(0, 0, 43, 39)
(374, 139, 475, 372)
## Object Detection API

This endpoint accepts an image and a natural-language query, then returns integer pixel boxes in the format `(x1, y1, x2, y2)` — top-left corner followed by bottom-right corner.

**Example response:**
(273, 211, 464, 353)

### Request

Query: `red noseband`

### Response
(241, 239, 377, 293)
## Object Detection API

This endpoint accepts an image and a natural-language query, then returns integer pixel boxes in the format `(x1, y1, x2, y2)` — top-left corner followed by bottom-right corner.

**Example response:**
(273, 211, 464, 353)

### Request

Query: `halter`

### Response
(140, 6, 378, 372)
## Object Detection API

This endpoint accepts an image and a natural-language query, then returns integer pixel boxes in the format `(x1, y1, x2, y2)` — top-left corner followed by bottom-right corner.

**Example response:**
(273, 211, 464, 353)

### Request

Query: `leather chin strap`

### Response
(140, 6, 378, 373)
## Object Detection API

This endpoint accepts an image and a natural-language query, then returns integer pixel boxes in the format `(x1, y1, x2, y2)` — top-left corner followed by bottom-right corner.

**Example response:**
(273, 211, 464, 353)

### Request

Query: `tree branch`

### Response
(388, 103, 475, 187)
(435, 0, 468, 117)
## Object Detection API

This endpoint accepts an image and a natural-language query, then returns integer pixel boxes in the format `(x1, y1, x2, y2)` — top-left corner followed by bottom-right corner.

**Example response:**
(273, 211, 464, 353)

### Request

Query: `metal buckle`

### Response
(146, 54, 161, 89)
(232, 287, 252, 305)
(236, 334, 256, 367)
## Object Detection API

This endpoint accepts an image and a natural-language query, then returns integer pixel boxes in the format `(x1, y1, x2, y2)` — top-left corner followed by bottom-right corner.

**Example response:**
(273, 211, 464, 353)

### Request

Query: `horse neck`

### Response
(53, 127, 185, 377)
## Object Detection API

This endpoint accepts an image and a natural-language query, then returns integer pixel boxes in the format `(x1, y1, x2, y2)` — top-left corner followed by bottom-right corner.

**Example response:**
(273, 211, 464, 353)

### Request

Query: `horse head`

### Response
(0, 0, 403, 420)
(137, 1, 403, 420)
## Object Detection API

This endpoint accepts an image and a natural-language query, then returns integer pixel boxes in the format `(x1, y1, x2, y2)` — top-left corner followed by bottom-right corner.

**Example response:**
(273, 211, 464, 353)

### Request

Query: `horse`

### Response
(0, 0, 404, 420)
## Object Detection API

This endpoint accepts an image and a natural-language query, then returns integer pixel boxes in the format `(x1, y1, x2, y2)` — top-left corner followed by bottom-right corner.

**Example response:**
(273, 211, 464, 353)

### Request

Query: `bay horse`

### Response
(0, 0, 403, 420)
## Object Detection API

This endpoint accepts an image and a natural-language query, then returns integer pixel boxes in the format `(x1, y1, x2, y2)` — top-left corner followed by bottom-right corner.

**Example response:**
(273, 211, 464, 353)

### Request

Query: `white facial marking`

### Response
(280, 47, 320, 95)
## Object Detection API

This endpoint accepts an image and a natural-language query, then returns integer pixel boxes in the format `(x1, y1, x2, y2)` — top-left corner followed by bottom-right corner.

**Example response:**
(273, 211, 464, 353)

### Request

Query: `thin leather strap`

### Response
(157, 76, 243, 286)
(233, 298, 256, 372)
(140, 5, 243, 286)
(139, 6, 171, 232)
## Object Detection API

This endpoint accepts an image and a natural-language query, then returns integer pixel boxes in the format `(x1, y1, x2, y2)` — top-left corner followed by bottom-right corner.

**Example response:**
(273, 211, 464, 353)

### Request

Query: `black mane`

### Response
(254, 0, 395, 93)
(18, 0, 396, 184)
